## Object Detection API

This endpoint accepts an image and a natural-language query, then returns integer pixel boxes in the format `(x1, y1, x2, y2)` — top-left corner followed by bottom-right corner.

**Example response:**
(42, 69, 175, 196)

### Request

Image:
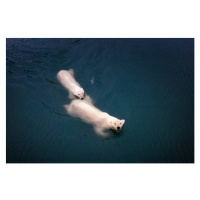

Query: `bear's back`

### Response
(68, 100, 106, 124)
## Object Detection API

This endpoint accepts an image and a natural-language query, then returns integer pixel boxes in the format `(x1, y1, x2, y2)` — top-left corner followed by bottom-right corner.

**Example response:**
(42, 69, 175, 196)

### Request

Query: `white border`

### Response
(1, 0, 199, 200)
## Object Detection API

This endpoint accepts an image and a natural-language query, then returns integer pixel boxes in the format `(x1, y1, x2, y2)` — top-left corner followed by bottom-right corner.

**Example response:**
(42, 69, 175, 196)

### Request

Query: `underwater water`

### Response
(6, 38, 194, 163)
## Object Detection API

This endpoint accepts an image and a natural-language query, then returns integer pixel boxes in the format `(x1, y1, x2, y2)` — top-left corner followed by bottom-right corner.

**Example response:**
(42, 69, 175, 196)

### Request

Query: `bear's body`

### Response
(64, 99, 125, 137)
(57, 69, 85, 100)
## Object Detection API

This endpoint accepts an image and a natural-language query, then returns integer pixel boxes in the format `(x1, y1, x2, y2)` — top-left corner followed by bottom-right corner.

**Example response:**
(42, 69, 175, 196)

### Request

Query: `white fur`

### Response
(64, 99, 125, 138)
(57, 69, 85, 100)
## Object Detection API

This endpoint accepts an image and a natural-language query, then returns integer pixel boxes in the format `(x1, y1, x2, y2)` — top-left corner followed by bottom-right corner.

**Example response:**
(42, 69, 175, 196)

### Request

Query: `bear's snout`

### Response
(117, 126, 120, 131)
(81, 97, 84, 100)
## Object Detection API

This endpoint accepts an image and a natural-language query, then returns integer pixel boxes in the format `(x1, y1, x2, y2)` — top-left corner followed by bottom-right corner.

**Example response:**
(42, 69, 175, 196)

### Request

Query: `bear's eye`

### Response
(114, 123, 116, 125)
(120, 123, 121, 124)
(78, 94, 79, 95)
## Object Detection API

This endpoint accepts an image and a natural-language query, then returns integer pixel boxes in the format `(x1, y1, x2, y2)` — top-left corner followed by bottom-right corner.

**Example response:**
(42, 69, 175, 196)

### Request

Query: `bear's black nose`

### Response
(81, 98, 84, 100)
(117, 126, 120, 130)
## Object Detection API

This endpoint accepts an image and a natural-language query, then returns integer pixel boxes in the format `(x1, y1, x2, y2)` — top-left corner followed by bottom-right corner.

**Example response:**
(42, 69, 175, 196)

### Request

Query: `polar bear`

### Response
(57, 69, 85, 100)
(64, 99, 125, 138)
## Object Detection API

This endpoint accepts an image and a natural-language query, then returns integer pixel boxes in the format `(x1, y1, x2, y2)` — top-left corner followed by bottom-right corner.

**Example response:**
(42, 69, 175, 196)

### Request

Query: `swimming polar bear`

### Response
(57, 69, 85, 100)
(64, 99, 125, 138)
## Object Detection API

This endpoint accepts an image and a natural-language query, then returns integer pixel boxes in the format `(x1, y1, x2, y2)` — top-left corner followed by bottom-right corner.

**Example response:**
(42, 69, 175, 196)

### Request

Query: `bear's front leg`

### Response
(68, 91, 76, 100)
(94, 126, 109, 138)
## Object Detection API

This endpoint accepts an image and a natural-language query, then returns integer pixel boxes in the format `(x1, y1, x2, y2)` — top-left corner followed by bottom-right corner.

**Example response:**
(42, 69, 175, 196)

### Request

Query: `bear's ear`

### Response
(121, 119, 125, 125)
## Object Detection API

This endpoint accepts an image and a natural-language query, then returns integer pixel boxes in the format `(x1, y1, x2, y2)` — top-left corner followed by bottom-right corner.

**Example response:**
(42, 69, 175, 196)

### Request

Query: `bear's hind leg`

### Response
(63, 104, 69, 111)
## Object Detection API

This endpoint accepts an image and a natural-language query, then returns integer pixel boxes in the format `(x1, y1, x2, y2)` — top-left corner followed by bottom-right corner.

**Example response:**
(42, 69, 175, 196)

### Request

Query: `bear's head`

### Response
(109, 118, 125, 132)
(73, 87, 85, 100)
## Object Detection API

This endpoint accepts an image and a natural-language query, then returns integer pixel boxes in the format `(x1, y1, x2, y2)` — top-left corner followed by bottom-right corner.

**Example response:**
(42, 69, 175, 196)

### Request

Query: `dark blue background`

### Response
(6, 38, 194, 163)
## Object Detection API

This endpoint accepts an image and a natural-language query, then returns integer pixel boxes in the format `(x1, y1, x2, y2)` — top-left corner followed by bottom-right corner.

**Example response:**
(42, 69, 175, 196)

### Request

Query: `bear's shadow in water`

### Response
(101, 129, 124, 141)
(111, 129, 124, 138)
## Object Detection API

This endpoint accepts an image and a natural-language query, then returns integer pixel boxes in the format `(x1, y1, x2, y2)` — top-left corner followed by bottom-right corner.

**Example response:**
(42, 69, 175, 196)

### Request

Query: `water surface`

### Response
(6, 38, 194, 163)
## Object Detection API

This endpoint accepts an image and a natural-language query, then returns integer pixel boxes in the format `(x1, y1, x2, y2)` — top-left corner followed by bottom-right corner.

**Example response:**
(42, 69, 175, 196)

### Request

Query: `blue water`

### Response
(6, 38, 194, 163)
